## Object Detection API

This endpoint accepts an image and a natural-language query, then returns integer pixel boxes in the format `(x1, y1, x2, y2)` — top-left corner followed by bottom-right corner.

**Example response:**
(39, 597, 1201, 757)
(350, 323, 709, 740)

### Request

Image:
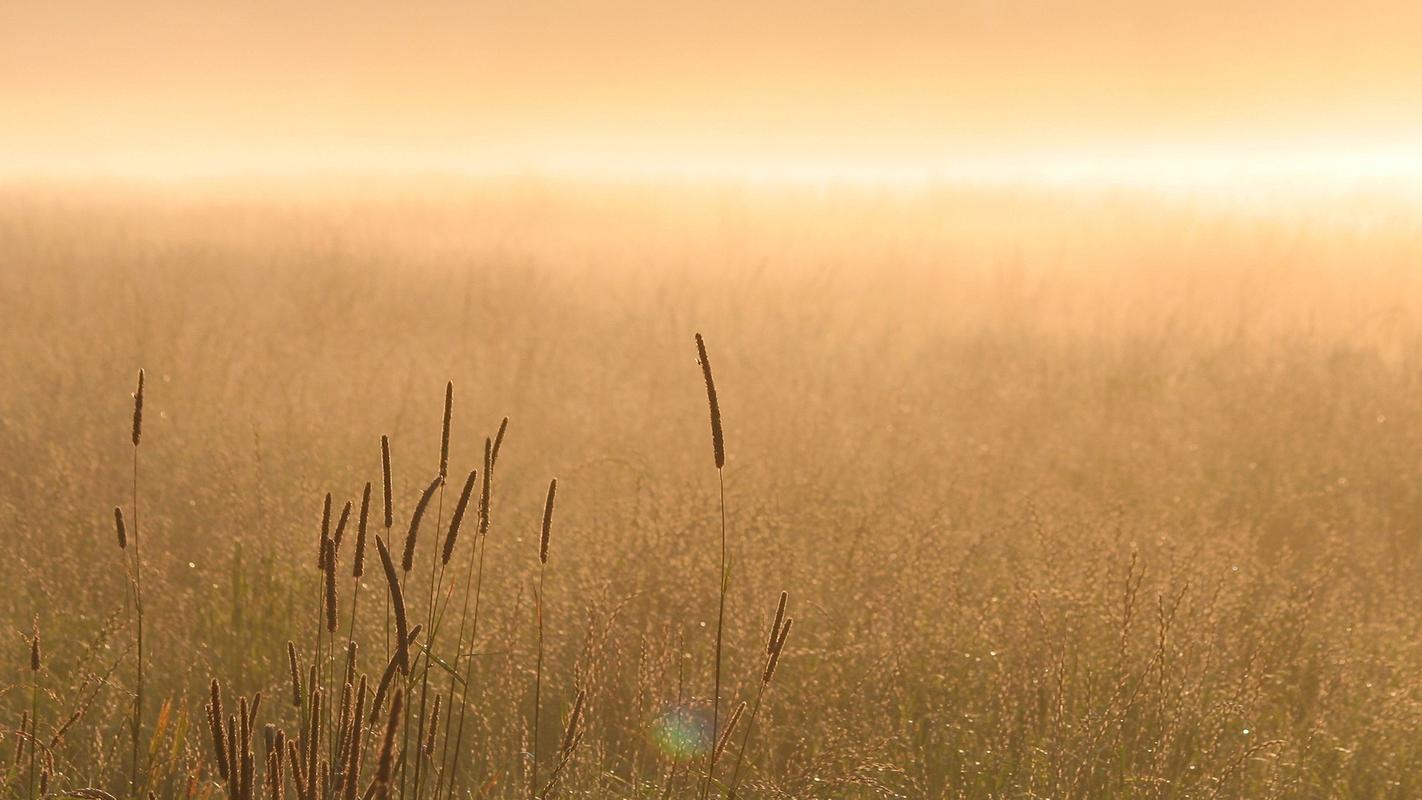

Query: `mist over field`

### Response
(7, 0, 1422, 797)
(4, 180, 1422, 798)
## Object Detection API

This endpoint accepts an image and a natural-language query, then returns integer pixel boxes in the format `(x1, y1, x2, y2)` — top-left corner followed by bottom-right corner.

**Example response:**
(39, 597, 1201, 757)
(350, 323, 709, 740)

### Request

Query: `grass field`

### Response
(4, 179, 1422, 798)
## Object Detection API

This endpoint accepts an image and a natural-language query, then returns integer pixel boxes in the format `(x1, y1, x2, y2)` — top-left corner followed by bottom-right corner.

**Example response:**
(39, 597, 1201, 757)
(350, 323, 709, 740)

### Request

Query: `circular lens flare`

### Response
(651, 705, 712, 760)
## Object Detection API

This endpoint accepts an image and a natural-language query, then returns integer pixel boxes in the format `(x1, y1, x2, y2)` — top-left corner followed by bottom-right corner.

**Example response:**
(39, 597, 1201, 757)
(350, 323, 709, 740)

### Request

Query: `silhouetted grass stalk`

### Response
(396, 473, 441, 800)
(382, 434, 394, 664)
(531, 478, 557, 799)
(412, 382, 453, 800)
(727, 594, 792, 799)
(27, 622, 40, 800)
(693, 334, 728, 799)
(443, 436, 495, 800)
(128, 368, 145, 795)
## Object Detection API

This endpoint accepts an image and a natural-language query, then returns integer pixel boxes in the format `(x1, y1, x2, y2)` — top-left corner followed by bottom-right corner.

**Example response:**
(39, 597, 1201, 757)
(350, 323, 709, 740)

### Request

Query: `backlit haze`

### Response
(4, 1, 1422, 191)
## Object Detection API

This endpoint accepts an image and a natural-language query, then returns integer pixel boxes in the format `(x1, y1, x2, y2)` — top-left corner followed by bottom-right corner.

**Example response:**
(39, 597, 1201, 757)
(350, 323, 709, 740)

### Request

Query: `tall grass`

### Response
(128, 369, 145, 794)
(84, 334, 758, 800)
(693, 332, 733, 798)
(530, 478, 556, 799)
(7, 183, 1422, 798)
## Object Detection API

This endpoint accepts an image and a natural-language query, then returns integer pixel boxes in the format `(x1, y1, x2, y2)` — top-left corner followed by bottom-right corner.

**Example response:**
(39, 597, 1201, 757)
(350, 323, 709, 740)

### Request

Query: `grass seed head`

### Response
(380, 435, 394, 530)
(540, 478, 558, 565)
(694, 333, 725, 469)
(131, 369, 144, 447)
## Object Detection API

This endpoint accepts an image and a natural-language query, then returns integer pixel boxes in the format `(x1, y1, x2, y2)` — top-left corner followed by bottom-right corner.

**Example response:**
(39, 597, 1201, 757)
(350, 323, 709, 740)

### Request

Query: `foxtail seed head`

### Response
(373, 689, 403, 799)
(29, 621, 40, 671)
(286, 642, 302, 706)
(131, 369, 145, 447)
(439, 382, 453, 479)
(491, 416, 509, 471)
(318, 492, 332, 569)
(694, 333, 725, 470)
(402, 475, 443, 572)
(380, 434, 394, 530)
(478, 437, 493, 535)
(763, 617, 793, 683)
(424, 695, 442, 755)
(561, 690, 587, 757)
(375, 536, 411, 674)
(323, 539, 338, 632)
(207, 679, 228, 780)
(442, 469, 478, 565)
(540, 478, 558, 565)
(113, 507, 127, 550)
(768, 591, 788, 655)
(332, 499, 352, 556)
(714, 701, 746, 761)
(353, 482, 372, 578)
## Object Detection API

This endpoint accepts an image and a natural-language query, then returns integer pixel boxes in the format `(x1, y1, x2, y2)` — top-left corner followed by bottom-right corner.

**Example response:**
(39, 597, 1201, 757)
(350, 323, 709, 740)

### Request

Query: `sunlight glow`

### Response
(8, 143, 1422, 201)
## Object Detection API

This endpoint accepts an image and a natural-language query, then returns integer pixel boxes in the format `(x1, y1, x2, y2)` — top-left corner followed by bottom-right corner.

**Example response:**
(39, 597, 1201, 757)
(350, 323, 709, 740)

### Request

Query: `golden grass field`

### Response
(4, 179, 1422, 798)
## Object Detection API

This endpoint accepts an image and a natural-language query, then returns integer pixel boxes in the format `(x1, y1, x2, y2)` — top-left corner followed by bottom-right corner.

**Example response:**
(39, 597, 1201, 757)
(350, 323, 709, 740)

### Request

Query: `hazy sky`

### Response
(4, 1, 1422, 183)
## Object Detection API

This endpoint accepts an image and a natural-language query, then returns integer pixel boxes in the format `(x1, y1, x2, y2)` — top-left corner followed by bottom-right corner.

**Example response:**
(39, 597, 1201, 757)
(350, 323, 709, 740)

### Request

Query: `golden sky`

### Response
(4, 1, 1422, 184)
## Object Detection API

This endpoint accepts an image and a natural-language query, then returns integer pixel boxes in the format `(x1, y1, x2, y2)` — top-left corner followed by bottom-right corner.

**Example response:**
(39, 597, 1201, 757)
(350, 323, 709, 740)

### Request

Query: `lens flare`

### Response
(650, 705, 712, 760)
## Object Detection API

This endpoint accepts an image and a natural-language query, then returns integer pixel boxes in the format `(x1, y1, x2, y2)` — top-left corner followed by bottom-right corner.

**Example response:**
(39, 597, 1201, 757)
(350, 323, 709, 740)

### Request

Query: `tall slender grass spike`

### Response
(113, 507, 127, 550)
(354, 482, 371, 578)
(694, 333, 725, 469)
(442, 469, 478, 565)
(540, 478, 557, 565)
(380, 435, 394, 530)
(403, 475, 443, 572)
(440, 381, 453, 479)
(131, 369, 144, 447)
(375, 536, 411, 674)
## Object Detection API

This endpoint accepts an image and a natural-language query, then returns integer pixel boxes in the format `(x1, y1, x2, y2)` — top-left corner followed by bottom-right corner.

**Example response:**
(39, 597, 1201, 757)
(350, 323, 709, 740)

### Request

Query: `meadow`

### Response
(3, 179, 1422, 798)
